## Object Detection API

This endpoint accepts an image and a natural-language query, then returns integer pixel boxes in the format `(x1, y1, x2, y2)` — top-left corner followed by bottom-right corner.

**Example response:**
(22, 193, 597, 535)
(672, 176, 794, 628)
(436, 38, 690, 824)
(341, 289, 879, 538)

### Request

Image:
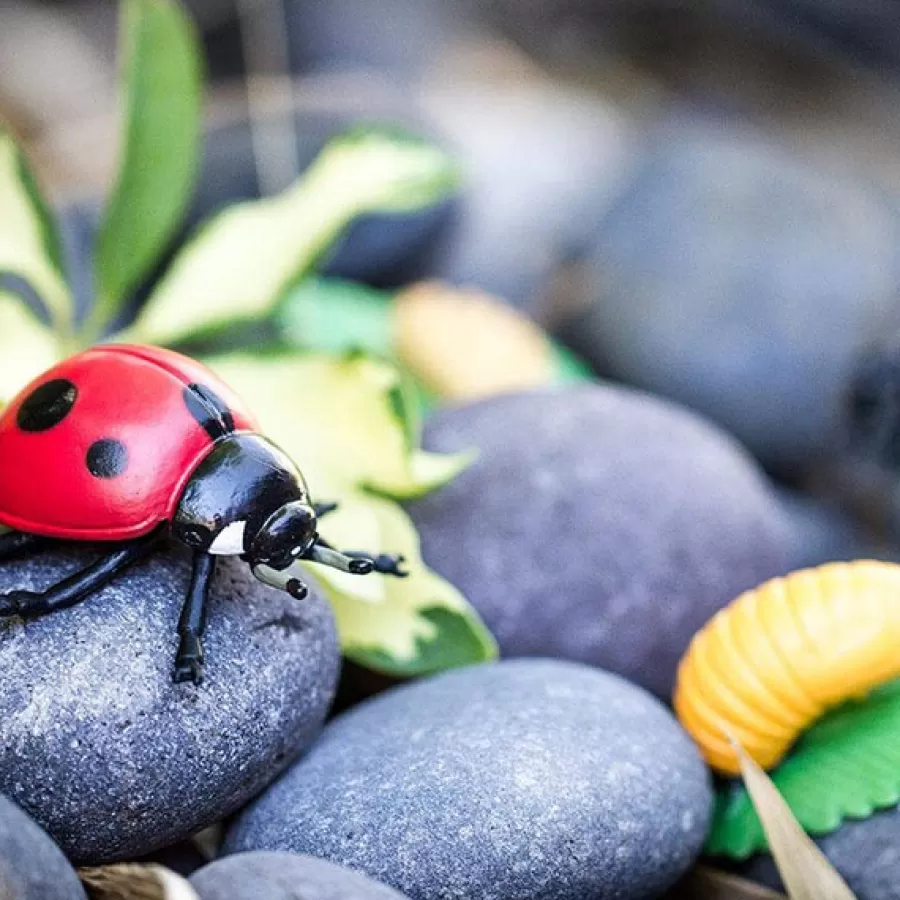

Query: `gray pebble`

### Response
(563, 118, 900, 473)
(224, 658, 713, 900)
(738, 804, 900, 900)
(0, 792, 85, 899)
(407, 385, 790, 699)
(0, 546, 340, 864)
(191, 851, 410, 899)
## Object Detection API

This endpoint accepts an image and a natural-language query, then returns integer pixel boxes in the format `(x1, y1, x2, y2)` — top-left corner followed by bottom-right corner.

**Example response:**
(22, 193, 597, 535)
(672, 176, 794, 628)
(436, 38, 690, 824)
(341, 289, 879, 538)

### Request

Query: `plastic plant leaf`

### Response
(730, 739, 857, 900)
(202, 349, 494, 674)
(708, 679, 900, 860)
(258, 490, 497, 676)
(279, 276, 596, 403)
(0, 133, 73, 336)
(206, 350, 473, 500)
(125, 129, 459, 347)
(278, 277, 395, 358)
(0, 290, 60, 403)
(88, 0, 202, 341)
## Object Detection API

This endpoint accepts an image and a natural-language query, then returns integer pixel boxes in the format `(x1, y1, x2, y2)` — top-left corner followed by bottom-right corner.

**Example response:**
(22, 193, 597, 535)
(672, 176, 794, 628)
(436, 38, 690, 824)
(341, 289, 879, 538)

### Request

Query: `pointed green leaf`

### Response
(278, 277, 395, 357)
(731, 740, 857, 900)
(88, 0, 202, 340)
(126, 129, 458, 346)
(206, 350, 473, 499)
(708, 679, 900, 859)
(0, 133, 72, 333)
(0, 291, 60, 402)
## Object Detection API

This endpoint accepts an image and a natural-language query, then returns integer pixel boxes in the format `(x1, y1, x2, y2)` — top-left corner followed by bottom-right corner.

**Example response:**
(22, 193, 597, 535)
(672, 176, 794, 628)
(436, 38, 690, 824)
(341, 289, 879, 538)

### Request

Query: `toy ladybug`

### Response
(0, 344, 406, 684)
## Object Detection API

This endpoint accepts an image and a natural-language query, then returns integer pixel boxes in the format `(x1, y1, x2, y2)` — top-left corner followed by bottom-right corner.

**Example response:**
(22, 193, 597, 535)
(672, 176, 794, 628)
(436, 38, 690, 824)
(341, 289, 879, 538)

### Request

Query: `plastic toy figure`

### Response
(0, 344, 406, 684)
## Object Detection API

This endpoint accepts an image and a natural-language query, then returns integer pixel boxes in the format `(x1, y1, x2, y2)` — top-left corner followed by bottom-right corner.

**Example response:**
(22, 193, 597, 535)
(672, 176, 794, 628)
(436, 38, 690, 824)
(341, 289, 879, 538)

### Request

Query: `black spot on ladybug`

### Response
(17, 378, 78, 432)
(86, 438, 128, 478)
(184, 383, 235, 439)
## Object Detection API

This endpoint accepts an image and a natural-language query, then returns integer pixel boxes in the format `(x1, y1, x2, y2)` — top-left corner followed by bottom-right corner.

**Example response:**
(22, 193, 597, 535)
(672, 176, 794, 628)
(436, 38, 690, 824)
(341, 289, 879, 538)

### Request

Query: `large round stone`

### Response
(191, 851, 410, 900)
(0, 545, 340, 864)
(407, 385, 790, 699)
(224, 659, 713, 900)
(0, 793, 85, 899)
(560, 119, 900, 473)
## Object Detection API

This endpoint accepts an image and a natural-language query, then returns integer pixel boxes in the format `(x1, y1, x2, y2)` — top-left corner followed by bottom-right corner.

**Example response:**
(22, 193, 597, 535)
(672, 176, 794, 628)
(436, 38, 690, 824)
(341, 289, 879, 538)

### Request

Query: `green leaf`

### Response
(207, 350, 473, 500)
(202, 349, 494, 675)
(708, 679, 900, 860)
(278, 277, 395, 357)
(89, 0, 202, 340)
(125, 129, 458, 346)
(730, 739, 857, 900)
(0, 291, 60, 402)
(0, 133, 73, 334)
(312, 493, 496, 675)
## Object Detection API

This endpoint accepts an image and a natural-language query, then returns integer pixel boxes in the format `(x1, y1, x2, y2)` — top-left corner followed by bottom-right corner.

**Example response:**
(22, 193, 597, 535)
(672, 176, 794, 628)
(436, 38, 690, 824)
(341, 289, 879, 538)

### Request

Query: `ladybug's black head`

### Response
(247, 501, 318, 570)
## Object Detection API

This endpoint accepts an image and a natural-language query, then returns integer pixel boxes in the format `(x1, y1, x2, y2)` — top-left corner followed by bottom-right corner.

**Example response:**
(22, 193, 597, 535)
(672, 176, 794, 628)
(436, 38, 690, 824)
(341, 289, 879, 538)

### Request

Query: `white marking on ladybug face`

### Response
(210, 520, 247, 555)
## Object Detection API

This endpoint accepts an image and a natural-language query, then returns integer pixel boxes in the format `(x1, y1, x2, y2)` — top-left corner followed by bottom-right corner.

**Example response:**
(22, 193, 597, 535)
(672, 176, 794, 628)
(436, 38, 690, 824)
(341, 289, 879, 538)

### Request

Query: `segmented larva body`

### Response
(674, 560, 900, 776)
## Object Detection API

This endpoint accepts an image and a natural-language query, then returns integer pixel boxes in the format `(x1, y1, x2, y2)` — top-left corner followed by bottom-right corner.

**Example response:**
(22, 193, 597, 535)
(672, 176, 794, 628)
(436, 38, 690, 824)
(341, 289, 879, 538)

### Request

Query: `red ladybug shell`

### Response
(0, 344, 259, 541)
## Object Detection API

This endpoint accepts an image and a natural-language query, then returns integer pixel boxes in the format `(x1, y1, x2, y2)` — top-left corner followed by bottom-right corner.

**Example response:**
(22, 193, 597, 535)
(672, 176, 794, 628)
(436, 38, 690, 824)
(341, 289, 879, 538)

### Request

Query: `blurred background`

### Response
(5, 0, 900, 543)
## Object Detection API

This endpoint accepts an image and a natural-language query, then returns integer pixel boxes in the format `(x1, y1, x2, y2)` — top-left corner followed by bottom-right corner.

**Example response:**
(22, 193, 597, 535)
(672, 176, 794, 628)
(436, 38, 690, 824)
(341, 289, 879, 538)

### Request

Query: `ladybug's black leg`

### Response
(307, 538, 408, 577)
(0, 531, 51, 561)
(0, 535, 158, 619)
(313, 502, 339, 519)
(174, 552, 216, 686)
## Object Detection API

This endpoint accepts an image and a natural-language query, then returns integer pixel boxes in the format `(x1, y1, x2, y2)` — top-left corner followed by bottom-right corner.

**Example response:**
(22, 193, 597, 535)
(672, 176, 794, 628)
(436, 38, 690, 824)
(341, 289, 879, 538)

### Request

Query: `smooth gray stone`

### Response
(224, 659, 713, 900)
(0, 546, 340, 864)
(737, 804, 900, 900)
(407, 385, 790, 699)
(191, 851, 410, 900)
(0, 793, 85, 900)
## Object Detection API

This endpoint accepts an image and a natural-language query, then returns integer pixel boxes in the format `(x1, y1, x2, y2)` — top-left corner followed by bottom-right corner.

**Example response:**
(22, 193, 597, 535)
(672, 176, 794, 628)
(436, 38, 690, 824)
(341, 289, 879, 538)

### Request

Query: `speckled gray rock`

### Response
(407, 385, 791, 699)
(224, 659, 713, 900)
(191, 851, 410, 900)
(0, 545, 340, 864)
(0, 793, 85, 899)
(560, 118, 900, 473)
(737, 804, 900, 900)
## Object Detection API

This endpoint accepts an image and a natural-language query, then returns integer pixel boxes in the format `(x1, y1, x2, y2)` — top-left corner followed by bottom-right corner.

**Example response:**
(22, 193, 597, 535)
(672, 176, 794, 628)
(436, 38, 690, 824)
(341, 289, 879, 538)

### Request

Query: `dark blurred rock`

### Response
(284, 0, 473, 79)
(560, 118, 900, 474)
(774, 487, 893, 571)
(407, 384, 790, 700)
(418, 69, 636, 312)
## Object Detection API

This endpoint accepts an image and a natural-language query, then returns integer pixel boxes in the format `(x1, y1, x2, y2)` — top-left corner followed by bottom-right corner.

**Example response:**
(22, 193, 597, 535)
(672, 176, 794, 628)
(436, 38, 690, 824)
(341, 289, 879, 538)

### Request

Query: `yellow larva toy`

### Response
(674, 560, 900, 776)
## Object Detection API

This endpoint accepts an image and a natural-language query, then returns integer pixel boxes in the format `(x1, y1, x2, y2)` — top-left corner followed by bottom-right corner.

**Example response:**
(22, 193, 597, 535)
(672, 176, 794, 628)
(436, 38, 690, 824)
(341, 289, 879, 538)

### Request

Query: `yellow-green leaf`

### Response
(257, 491, 497, 675)
(0, 291, 60, 403)
(126, 129, 458, 347)
(0, 133, 73, 334)
(206, 351, 472, 498)
(88, 0, 202, 340)
(733, 739, 857, 900)
(203, 349, 494, 674)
